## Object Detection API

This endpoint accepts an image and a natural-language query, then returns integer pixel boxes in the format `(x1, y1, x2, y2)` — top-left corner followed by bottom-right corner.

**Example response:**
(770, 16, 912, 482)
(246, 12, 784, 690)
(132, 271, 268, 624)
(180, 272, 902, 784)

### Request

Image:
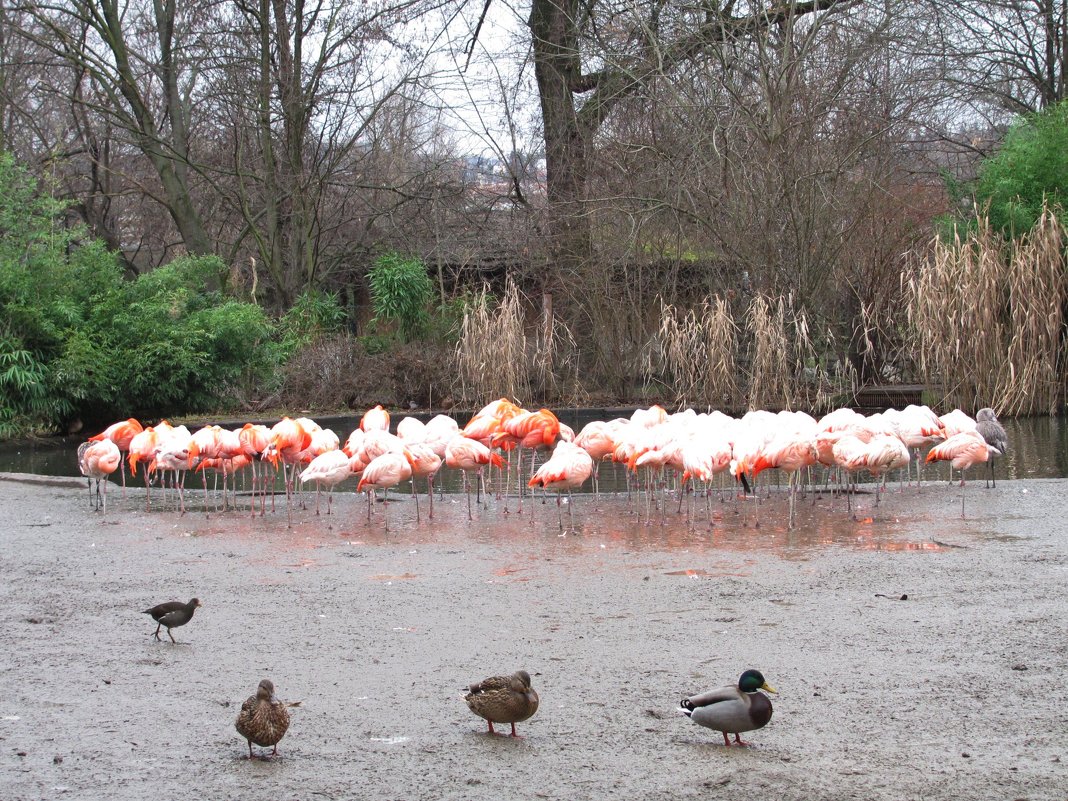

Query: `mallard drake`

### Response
(142, 598, 201, 643)
(464, 670, 539, 737)
(235, 679, 297, 759)
(681, 669, 776, 746)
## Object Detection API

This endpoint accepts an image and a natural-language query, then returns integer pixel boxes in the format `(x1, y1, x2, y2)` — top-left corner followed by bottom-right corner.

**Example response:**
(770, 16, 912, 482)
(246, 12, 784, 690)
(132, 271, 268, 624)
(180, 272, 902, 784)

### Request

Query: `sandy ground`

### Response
(0, 472, 1066, 801)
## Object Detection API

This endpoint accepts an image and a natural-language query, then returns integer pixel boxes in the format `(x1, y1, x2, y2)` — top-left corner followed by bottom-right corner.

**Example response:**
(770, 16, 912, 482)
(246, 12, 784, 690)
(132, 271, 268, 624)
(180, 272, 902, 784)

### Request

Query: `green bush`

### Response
(0, 153, 279, 436)
(277, 288, 347, 358)
(0, 154, 120, 434)
(88, 256, 277, 418)
(367, 252, 432, 342)
(973, 100, 1068, 236)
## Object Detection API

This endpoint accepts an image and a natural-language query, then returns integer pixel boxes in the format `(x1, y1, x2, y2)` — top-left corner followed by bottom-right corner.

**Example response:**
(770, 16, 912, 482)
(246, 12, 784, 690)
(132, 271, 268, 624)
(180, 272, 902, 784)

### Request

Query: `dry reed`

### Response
(745, 295, 792, 410)
(531, 300, 580, 403)
(455, 281, 578, 406)
(908, 206, 1067, 415)
(653, 297, 740, 409)
(456, 283, 526, 404)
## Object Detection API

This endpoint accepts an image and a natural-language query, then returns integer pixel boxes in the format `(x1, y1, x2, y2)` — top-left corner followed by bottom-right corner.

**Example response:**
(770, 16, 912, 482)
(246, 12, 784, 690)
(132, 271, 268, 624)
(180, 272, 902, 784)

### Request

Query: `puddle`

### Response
(50, 477, 971, 561)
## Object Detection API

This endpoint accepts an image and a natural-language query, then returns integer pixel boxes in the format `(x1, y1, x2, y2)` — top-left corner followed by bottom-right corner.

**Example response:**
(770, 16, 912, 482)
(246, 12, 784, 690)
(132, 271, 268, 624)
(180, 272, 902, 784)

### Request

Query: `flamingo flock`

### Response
(76, 400, 1009, 525)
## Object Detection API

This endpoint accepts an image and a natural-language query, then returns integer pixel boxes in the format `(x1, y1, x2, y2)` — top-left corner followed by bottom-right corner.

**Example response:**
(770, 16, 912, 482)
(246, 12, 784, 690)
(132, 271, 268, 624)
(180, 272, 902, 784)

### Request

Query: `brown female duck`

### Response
(464, 670, 539, 737)
(235, 679, 298, 758)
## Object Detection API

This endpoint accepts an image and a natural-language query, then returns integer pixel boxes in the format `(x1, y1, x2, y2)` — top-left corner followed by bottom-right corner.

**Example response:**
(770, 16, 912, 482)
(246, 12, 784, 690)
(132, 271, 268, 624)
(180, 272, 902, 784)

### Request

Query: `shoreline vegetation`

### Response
(2, 113, 1066, 439)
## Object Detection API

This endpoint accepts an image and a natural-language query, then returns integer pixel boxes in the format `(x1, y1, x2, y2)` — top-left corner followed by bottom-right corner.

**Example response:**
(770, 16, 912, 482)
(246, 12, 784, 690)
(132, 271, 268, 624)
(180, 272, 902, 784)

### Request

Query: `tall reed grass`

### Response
(646, 292, 836, 412)
(653, 297, 740, 409)
(455, 281, 578, 407)
(908, 207, 1067, 415)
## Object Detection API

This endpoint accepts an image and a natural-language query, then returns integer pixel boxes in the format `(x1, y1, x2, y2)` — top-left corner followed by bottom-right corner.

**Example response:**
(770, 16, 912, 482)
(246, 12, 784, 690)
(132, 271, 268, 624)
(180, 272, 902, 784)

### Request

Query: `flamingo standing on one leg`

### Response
(357, 451, 413, 529)
(925, 430, 993, 518)
(299, 449, 353, 515)
(528, 441, 593, 531)
(77, 438, 121, 513)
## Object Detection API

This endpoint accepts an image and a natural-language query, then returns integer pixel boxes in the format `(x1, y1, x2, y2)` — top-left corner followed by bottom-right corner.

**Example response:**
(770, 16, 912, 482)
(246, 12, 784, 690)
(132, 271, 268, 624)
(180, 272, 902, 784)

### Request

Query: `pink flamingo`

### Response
(406, 443, 442, 522)
(89, 417, 142, 496)
(357, 451, 413, 528)
(528, 441, 593, 531)
(925, 430, 993, 517)
(445, 436, 504, 520)
(750, 433, 818, 529)
(77, 438, 121, 513)
(360, 404, 391, 433)
(299, 450, 353, 515)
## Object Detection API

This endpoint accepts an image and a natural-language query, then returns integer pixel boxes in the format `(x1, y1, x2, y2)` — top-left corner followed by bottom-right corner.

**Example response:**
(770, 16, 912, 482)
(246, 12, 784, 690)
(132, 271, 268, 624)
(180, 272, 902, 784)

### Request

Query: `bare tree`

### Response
(929, 0, 1067, 115)
(16, 0, 217, 257)
(9, 0, 464, 304)
(520, 1, 867, 285)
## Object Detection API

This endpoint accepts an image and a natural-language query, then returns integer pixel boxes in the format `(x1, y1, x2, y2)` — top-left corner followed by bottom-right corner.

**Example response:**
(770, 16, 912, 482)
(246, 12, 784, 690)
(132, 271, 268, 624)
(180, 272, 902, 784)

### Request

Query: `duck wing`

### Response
(465, 674, 534, 723)
(682, 686, 772, 734)
(466, 674, 516, 696)
(235, 694, 259, 739)
(682, 684, 743, 709)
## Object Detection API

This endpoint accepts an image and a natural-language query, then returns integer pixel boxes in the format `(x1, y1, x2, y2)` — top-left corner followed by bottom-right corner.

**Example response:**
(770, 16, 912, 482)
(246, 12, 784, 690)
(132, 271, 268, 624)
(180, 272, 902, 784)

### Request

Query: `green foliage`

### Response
(358, 333, 394, 356)
(0, 152, 279, 436)
(0, 153, 115, 434)
(277, 288, 347, 358)
(367, 252, 432, 342)
(973, 101, 1068, 236)
(0, 336, 72, 438)
(429, 294, 474, 344)
(102, 260, 277, 414)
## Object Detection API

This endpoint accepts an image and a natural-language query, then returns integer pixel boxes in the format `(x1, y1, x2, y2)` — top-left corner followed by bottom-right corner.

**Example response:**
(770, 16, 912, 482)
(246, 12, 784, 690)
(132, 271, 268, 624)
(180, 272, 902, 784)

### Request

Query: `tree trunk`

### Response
(100, 0, 213, 256)
(529, 0, 592, 282)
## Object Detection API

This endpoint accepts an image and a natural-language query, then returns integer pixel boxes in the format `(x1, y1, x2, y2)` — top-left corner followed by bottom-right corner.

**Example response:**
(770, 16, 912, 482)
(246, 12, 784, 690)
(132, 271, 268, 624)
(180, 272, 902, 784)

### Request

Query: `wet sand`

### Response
(1, 473, 1066, 800)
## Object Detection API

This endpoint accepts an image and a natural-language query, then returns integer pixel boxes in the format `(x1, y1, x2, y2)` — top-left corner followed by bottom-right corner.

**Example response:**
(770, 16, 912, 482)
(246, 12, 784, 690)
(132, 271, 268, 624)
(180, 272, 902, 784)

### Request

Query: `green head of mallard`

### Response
(738, 669, 777, 694)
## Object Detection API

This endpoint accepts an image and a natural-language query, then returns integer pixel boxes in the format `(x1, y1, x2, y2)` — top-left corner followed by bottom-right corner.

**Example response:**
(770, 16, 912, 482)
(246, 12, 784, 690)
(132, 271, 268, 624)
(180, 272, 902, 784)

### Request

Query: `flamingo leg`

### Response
(788, 472, 797, 530)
